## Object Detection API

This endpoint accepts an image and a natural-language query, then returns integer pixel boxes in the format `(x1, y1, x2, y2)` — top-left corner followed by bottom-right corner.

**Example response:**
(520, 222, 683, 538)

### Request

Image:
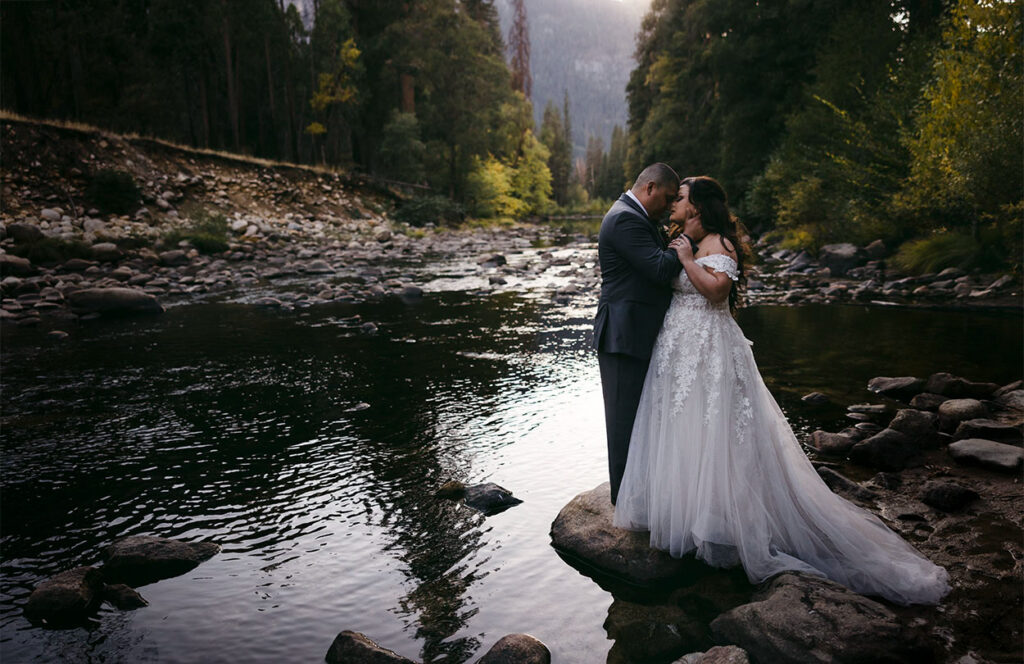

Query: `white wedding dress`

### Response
(612, 253, 950, 606)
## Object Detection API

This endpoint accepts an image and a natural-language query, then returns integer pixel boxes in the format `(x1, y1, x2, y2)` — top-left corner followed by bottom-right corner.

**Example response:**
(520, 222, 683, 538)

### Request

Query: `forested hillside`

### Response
(626, 0, 1021, 273)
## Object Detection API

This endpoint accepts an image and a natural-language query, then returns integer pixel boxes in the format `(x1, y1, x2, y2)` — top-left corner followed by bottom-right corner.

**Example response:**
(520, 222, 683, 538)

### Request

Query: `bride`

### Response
(611, 175, 950, 606)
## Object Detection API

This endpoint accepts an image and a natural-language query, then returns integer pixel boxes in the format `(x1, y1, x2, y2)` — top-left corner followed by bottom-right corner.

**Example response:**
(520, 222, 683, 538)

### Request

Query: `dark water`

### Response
(1, 294, 1020, 663)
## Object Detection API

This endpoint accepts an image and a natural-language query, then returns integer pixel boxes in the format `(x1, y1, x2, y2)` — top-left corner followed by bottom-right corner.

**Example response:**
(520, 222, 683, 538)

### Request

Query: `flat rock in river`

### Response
(709, 573, 935, 664)
(948, 439, 1024, 473)
(67, 287, 164, 315)
(102, 535, 219, 586)
(550, 482, 687, 586)
(24, 566, 104, 626)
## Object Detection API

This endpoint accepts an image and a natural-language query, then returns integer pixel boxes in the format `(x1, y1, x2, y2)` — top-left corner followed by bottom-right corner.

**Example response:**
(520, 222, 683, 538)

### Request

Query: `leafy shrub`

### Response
(393, 196, 465, 227)
(163, 209, 230, 254)
(893, 227, 1009, 275)
(86, 169, 141, 214)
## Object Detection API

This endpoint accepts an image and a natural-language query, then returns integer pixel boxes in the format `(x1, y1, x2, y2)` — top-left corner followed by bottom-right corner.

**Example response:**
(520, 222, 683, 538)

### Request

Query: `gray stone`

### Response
(102, 535, 219, 586)
(374, 229, 392, 243)
(674, 646, 751, 664)
(953, 419, 1023, 444)
(550, 482, 687, 586)
(604, 599, 702, 663)
(102, 583, 148, 610)
(867, 376, 925, 400)
(809, 431, 856, 457)
(463, 482, 522, 515)
(253, 297, 283, 307)
(62, 258, 98, 272)
(938, 399, 989, 432)
(920, 480, 979, 511)
(91, 242, 123, 262)
(477, 253, 507, 266)
(925, 372, 999, 399)
(909, 393, 949, 411)
(325, 631, 416, 664)
(816, 467, 877, 501)
(848, 403, 888, 414)
(304, 259, 334, 274)
(888, 409, 940, 448)
(994, 380, 1022, 397)
(818, 243, 864, 276)
(68, 288, 163, 315)
(849, 428, 919, 471)
(40, 208, 62, 222)
(476, 633, 551, 664)
(987, 274, 1013, 290)
(864, 239, 887, 260)
(24, 566, 104, 625)
(996, 389, 1024, 413)
(400, 285, 423, 300)
(7, 222, 45, 243)
(0, 254, 36, 277)
(709, 573, 934, 664)
(801, 392, 829, 405)
(158, 249, 189, 266)
(948, 439, 1024, 473)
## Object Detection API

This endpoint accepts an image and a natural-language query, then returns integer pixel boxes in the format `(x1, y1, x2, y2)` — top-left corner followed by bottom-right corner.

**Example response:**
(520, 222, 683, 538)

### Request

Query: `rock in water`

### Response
(102, 536, 219, 586)
(604, 598, 704, 663)
(550, 482, 687, 586)
(948, 439, 1024, 473)
(937, 399, 989, 432)
(867, 376, 925, 400)
(809, 431, 856, 457)
(676, 646, 751, 664)
(24, 566, 104, 626)
(924, 372, 1000, 399)
(102, 583, 149, 610)
(818, 243, 864, 276)
(709, 573, 934, 664)
(849, 428, 919, 471)
(325, 631, 416, 664)
(953, 419, 1023, 445)
(476, 633, 551, 664)
(801, 392, 829, 405)
(67, 288, 164, 315)
(463, 483, 522, 515)
(887, 409, 940, 448)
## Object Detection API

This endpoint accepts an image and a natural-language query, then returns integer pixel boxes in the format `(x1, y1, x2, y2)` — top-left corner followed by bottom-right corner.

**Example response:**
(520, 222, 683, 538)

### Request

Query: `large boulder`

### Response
(887, 409, 940, 448)
(550, 482, 688, 586)
(325, 631, 416, 664)
(818, 243, 864, 276)
(924, 372, 1000, 399)
(849, 428, 919, 471)
(67, 287, 164, 315)
(867, 376, 925, 400)
(24, 566, 105, 626)
(948, 439, 1024, 473)
(709, 573, 935, 664)
(102, 535, 219, 586)
(937, 399, 989, 432)
(475, 634, 551, 664)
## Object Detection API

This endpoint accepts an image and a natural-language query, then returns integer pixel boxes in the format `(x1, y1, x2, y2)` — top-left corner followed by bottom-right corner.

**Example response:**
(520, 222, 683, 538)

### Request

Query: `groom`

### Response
(593, 163, 683, 505)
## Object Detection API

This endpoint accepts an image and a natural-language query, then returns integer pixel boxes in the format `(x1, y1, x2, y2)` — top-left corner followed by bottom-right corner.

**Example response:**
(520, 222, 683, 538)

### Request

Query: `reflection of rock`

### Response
(676, 645, 751, 664)
(475, 633, 551, 664)
(867, 376, 925, 400)
(24, 566, 104, 626)
(948, 439, 1024, 473)
(102, 583, 148, 610)
(325, 631, 416, 664)
(463, 483, 522, 515)
(550, 482, 687, 586)
(710, 573, 934, 664)
(102, 535, 219, 586)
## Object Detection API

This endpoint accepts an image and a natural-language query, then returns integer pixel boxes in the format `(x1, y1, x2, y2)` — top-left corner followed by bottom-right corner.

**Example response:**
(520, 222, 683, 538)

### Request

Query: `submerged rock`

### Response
(476, 633, 551, 664)
(24, 566, 104, 626)
(550, 482, 687, 586)
(709, 573, 935, 664)
(325, 630, 416, 664)
(102, 583, 148, 610)
(102, 535, 219, 586)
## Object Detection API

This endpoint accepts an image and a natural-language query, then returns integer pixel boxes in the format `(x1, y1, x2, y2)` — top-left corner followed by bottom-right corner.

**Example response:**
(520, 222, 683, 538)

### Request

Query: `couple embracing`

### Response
(592, 163, 950, 606)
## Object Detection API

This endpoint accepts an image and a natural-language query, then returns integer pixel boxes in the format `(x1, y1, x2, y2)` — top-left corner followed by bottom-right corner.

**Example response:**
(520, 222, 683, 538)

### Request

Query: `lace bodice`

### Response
(671, 254, 740, 309)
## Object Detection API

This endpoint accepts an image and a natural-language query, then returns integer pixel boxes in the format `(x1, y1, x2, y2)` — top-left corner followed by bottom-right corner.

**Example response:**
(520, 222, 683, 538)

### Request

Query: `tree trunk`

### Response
(222, 7, 240, 151)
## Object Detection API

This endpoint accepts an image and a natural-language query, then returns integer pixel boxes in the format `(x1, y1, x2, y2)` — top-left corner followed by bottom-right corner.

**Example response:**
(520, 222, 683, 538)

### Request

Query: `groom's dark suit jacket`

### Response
(593, 194, 683, 359)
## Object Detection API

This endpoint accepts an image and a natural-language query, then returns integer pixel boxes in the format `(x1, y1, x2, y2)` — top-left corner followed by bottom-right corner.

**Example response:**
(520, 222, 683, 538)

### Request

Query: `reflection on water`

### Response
(0, 296, 1019, 663)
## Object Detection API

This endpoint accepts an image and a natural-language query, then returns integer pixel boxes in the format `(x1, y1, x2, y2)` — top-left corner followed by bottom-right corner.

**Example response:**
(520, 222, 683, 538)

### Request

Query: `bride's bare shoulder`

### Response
(697, 233, 737, 260)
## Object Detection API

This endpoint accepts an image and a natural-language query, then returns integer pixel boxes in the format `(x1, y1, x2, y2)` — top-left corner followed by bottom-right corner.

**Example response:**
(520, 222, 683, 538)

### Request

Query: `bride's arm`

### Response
(681, 256, 733, 304)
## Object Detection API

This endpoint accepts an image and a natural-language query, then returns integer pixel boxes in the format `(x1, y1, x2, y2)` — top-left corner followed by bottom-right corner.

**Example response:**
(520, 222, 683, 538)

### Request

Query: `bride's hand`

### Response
(670, 235, 694, 263)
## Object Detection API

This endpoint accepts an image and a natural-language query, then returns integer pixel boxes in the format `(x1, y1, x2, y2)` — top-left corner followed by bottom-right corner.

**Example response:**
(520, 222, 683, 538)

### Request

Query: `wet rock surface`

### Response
(102, 535, 219, 586)
(23, 566, 104, 626)
(325, 631, 417, 664)
(475, 633, 551, 664)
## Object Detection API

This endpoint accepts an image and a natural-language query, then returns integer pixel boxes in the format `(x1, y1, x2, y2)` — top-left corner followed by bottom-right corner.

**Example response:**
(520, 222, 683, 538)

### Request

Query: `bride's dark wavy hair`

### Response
(679, 175, 752, 314)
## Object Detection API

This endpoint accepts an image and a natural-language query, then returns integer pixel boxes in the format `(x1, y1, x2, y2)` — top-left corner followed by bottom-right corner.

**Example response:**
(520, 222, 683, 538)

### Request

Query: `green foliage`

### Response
(393, 195, 465, 227)
(539, 96, 573, 206)
(8, 237, 94, 265)
(163, 210, 230, 254)
(85, 169, 141, 214)
(465, 130, 552, 220)
(378, 111, 426, 183)
(893, 227, 1009, 275)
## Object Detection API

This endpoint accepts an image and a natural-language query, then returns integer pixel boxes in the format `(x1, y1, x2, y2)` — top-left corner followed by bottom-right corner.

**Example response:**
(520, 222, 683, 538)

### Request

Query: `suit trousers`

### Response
(598, 351, 651, 505)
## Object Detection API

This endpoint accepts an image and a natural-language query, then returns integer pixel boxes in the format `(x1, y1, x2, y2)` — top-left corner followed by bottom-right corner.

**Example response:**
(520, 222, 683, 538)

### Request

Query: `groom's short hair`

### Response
(632, 163, 679, 191)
